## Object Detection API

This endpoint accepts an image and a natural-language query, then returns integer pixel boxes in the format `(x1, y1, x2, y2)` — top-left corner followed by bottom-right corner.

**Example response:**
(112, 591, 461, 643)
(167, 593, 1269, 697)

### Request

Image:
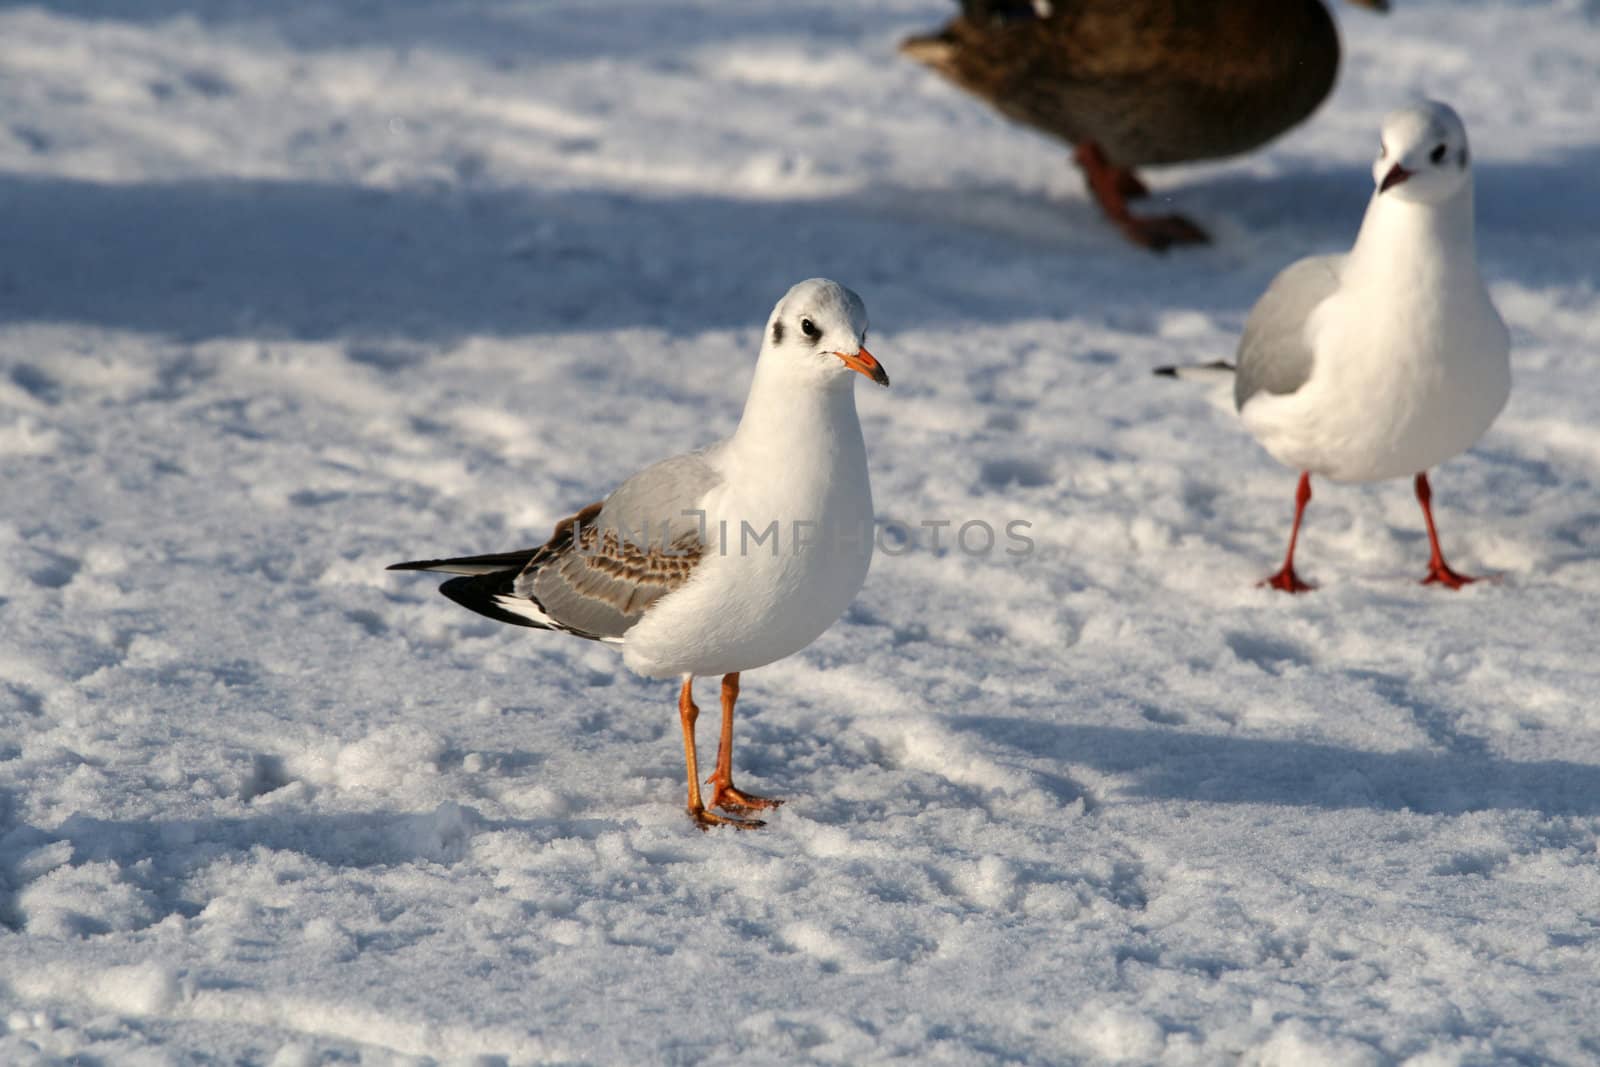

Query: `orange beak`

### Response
(835, 346, 890, 387)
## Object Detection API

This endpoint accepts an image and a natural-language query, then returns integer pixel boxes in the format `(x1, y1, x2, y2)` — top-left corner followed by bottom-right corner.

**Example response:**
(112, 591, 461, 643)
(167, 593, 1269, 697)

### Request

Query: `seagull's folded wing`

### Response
(391, 451, 722, 642)
(1235, 254, 1343, 411)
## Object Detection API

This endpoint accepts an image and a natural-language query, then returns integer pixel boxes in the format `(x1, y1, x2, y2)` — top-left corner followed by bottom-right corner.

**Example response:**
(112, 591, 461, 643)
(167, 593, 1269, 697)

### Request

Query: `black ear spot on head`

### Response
(1459, 146, 1469, 169)
(772, 320, 784, 345)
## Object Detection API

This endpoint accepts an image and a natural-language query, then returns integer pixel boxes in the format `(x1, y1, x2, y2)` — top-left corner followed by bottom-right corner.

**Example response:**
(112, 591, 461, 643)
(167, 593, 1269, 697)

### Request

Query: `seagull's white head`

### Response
(1372, 100, 1472, 205)
(762, 278, 888, 388)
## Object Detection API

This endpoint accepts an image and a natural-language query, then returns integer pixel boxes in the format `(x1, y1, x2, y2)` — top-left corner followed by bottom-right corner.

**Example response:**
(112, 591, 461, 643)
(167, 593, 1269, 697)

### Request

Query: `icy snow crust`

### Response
(3, 1, 1600, 1064)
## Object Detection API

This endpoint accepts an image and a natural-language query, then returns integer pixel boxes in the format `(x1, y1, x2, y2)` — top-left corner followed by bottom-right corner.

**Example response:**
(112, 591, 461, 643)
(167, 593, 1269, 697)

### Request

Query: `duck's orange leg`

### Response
(1073, 140, 1208, 252)
(704, 672, 783, 813)
(679, 676, 763, 830)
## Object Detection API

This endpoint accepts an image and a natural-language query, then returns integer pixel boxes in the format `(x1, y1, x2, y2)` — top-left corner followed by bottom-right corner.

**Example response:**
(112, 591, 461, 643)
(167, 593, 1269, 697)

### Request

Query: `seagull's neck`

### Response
(727, 361, 863, 472)
(1346, 181, 1480, 294)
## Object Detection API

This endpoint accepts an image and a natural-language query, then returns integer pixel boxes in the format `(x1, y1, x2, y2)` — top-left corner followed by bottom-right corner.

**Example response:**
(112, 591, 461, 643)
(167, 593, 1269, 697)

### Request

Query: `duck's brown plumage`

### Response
(902, 0, 1385, 248)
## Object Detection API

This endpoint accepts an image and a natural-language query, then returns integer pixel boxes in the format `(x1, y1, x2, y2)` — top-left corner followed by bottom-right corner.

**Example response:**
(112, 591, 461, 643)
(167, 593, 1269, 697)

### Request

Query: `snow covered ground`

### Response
(3, 0, 1600, 1063)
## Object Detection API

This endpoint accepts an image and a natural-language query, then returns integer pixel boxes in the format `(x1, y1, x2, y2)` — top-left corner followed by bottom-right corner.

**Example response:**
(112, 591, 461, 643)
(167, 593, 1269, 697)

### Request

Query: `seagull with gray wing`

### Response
(1159, 101, 1510, 590)
(390, 279, 889, 828)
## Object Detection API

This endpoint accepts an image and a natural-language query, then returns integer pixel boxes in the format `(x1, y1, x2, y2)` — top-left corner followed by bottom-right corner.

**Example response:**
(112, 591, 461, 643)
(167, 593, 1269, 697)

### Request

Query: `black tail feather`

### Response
(387, 501, 607, 640)
(1153, 360, 1235, 379)
(438, 573, 551, 631)
(387, 549, 539, 575)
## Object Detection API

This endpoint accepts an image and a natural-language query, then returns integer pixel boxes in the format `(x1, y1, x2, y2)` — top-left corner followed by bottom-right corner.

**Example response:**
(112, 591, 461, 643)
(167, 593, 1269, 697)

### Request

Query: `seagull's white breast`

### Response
(620, 386, 876, 679)
(1244, 282, 1509, 483)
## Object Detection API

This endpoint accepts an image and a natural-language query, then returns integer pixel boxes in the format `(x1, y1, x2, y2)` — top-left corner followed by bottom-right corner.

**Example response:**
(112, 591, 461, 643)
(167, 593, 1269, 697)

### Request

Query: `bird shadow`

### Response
(948, 715, 1600, 816)
(0, 173, 1088, 343)
(6, 140, 1592, 350)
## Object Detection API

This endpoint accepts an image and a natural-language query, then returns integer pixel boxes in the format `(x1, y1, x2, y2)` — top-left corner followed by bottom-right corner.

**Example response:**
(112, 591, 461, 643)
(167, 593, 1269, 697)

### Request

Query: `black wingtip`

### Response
(438, 575, 551, 631)
(387, 559, 431, 571)
(1153, 360, 1235, 380)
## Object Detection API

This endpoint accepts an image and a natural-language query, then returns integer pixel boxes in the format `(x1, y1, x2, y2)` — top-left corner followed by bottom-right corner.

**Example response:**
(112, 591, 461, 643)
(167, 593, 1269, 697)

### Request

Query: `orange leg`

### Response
(679, 677, 763, 830)
(705, 672, 783, 813)
(1415, 473, 1478, 589)
(1073, 140, 1208, 252)
(1261, 471, 1317, 593)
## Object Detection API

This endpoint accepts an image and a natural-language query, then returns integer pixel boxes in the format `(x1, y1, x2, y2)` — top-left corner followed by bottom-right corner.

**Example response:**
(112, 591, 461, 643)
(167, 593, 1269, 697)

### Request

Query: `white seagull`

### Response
(390, 279, 888, 829)
(1210, 100, 1510, 591)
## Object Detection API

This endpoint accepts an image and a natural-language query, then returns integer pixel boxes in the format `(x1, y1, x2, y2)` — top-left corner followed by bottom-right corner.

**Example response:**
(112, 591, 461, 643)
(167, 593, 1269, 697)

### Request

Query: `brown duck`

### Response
(902, 0, 1388, 250)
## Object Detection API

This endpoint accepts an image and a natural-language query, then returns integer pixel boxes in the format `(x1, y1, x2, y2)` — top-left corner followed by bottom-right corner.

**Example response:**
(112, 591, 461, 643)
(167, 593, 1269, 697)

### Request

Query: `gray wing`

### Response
(515, 449, 722, 640)
(389, 449, 722, 642)
(1234, 254, 1343, 411)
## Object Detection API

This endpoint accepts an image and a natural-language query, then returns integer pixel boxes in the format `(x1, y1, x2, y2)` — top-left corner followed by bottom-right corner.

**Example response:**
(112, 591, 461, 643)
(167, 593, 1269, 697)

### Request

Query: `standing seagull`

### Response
(1218, 101, 1509, 591)
(390, 279, 889, 828)
(901, 0, 1388, 250)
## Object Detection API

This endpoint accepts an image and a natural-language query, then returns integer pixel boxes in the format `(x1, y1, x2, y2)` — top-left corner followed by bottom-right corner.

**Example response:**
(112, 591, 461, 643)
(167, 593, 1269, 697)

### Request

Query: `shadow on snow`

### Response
(1, 149, 1591, 346)
(952, 714, 1600, 816)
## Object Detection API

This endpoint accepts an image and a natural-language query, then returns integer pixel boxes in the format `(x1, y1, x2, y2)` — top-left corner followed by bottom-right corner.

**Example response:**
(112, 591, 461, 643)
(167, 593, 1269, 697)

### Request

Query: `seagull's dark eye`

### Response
(1379, 142, 1387, 159)
(799, 317, 820, 340)
(1430, 143, 1447, 165)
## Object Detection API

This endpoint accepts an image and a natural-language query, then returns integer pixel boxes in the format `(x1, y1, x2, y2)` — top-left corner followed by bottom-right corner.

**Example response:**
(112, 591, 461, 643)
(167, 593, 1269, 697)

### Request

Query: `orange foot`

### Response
(706, 776, 784, 814)
(1259, 566, 1316, 594)
(1421, 561, 1478, 589)
(1073, 141, 1209, 252)
(689, 806, 765, 831)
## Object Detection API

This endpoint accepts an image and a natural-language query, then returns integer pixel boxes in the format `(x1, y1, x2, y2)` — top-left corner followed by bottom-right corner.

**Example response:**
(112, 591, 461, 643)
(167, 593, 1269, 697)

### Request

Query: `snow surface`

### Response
(3, 1, 1600, 1063)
